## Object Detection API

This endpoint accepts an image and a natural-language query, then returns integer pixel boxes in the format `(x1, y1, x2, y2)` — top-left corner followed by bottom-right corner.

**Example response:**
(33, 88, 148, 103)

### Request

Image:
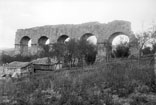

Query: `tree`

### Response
(85, 49, 97, 65)
(129, 32, 151, 58)
(152, 43, 156, 54)
(65, 39, 79, 67)
(113, 42, 130, 58)
(48, 38, 97, 68)
(78, 39, 97, 66)
(1, 53, 34, 64)
(51, 42, 67, 63)
(38, 45, 51, 58)
(142, 47, 153, 55)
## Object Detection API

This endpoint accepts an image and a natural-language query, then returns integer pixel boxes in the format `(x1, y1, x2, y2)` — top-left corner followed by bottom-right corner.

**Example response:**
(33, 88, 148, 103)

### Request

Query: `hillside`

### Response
(0, 48, 15, 56)
(0, 58, 156, 105)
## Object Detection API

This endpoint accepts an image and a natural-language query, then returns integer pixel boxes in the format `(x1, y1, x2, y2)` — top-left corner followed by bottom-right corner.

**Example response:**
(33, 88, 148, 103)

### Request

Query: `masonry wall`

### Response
(15, 20, 134, 55)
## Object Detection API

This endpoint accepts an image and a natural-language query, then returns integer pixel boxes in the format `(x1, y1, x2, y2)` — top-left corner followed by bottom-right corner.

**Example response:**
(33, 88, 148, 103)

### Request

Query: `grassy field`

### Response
(0, 58, 156, 105)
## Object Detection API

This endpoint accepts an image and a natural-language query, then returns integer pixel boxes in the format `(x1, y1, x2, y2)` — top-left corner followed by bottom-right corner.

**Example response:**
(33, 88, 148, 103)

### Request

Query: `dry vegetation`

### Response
(0, 57, 156, 105)
(1, 30, 156, 104)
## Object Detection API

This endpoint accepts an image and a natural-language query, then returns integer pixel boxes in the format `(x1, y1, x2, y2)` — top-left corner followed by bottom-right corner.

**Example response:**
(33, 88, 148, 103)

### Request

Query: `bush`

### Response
(1, 53, 38, 64)
(142, 47, 153, 55)
(1, 59, 156, 104)
(78, 39, 97, 65)
(113, 43, 130, 58)
(51, 39, 97, 67)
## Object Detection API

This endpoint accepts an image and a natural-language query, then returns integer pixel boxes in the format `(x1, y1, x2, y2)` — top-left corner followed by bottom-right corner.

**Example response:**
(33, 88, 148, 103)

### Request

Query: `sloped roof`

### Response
(31, 57, 58, 65)
(7, 61, 31, 68)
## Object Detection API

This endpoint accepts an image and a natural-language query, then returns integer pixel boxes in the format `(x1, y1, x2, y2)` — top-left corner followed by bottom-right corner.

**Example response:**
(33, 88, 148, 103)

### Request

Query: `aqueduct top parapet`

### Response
(15, 20, 135, 55)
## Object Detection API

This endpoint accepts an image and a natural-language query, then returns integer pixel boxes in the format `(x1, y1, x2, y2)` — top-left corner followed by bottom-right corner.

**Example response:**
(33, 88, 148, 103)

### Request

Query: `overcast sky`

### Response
(0, 0, 156, 49)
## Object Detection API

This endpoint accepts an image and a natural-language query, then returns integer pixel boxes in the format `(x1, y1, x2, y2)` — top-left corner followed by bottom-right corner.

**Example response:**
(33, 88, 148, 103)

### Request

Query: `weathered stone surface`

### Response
(15, 20, 135, 55)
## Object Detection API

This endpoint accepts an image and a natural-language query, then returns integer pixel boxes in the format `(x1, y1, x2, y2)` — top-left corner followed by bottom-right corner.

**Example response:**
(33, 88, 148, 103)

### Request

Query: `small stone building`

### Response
(32, 57, 62, 71)
(4, 61, 33, 77)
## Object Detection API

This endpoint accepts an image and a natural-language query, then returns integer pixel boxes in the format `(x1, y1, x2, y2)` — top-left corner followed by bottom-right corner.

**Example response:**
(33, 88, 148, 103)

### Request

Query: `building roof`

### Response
(7, 61, 31, 68)
(31, 57, 58, 65)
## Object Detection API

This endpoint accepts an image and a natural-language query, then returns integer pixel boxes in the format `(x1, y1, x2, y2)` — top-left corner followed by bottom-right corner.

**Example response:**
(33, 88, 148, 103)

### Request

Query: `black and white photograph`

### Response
(0, 0, 156, 104)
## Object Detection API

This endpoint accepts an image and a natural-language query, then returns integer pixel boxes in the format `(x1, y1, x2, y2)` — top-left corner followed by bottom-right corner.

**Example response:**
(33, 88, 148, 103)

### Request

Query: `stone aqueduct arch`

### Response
(15, 20, 135, 56)
(57, 35, 69, 43)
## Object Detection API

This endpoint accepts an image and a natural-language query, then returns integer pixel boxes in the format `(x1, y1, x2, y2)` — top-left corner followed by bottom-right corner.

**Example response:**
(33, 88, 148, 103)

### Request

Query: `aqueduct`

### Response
(15, 20, 135, 56)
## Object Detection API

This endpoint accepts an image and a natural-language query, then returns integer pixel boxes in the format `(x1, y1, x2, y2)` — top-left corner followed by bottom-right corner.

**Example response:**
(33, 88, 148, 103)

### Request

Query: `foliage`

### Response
(85, 51, 97, 65)
(112, 42, 130, 58)
(1, 53, 37, 64)
(0, 38, 97, 68)
(129, 30, 156, 57)
(78, 39, 97, 66)
(50, 39, 97, 67)
(65, 39, 79, 67)
(142, 47, 153, 55)
(152, 43, 156, 54)
(38, 45, 52, 58)
(50, 43, 67, 63)
(1, 58, 156, 105)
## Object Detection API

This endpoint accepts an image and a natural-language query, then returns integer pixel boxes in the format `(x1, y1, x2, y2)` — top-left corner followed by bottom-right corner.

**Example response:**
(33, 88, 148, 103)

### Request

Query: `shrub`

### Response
(1, 53, 37, 64)
(1, 58, 156, 104)
(142, 47, 153, 55)
(113, 43, 130, 58)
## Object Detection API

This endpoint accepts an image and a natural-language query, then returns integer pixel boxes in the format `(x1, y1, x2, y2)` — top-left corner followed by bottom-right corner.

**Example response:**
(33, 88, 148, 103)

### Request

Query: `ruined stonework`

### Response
(15, 20, 135, 56)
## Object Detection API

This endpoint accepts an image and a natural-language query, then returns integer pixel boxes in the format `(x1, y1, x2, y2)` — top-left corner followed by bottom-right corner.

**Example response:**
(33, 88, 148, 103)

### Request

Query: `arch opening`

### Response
(20, 36, 31, 55)
(20, 36, 31, 46)
(109, 32, 129, 50)
(109, 32, 129, 45)
(57, 35, 70, 43)
(112, 35, 129, 45)
(81, 33, 97, 45)
(38, 36, 49, 46)
(46, 39, 50, 45)
(28, 39, 32, 47)
(81, 33, 93, 41)
(81, 33, 97, 65)
(108, 32, 130, 58)
(87, 36, 97, 45)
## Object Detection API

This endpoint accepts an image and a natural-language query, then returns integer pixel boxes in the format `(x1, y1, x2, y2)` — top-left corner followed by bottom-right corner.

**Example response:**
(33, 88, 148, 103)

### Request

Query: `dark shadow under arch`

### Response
(20, 36, 31, 55)
(20, 36, 31, 46)
(57, 35, 69, 43)
(81, 33, 94, 41)
(38, 36, 49, 46)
